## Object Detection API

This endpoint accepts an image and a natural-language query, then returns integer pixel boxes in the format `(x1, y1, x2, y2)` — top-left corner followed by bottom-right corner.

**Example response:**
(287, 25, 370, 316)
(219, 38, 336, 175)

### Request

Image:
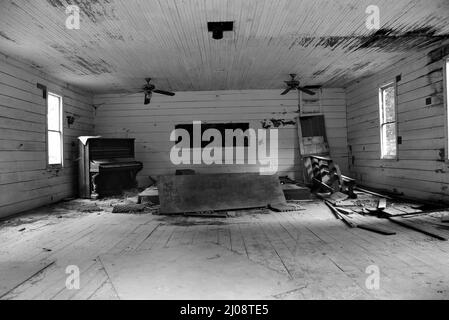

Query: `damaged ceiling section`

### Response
(0, 0, 448, 92)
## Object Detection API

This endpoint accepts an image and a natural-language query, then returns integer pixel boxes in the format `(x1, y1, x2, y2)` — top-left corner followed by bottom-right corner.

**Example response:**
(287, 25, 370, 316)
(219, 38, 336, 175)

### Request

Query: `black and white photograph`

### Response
(0, 0, 449, 308)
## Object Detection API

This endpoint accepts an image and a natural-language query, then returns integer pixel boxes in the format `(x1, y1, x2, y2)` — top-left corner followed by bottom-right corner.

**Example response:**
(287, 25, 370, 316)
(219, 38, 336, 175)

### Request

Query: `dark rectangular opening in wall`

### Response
(298, 115, 329, 156)
(300, 115, 327, 138)
(175, 122, 250, 148)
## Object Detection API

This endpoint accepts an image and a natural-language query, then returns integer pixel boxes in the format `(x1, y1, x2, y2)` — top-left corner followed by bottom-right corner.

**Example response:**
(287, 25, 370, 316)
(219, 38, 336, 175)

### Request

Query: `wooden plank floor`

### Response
(1, 199, 449, 299)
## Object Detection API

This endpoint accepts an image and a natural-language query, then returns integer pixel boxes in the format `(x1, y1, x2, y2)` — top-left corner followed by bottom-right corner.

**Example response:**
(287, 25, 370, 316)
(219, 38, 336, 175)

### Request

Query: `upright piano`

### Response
(78, 137, 143, 199)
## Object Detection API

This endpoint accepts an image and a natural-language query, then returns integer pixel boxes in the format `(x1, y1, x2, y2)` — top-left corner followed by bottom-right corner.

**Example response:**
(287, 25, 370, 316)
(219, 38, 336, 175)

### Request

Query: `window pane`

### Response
(48, 131, 62, 164)
(382, 86, 396, 123)
(48, 94, 60, 131)
(382, 123, 397, 158)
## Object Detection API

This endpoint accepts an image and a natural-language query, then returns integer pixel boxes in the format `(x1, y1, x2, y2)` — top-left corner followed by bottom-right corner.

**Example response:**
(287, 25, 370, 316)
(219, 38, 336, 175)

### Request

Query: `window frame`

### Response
(46, 92, 64, 168)
(378, 81, 398, 160)
(445, 57, 449, 161)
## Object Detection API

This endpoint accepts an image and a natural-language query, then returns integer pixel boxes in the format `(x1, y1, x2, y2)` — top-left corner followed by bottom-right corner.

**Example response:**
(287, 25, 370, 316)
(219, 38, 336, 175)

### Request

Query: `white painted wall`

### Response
(346, 42, 449, 202)
(0, 55, 94, 218)
(0, 54, 347, 218)
(94, 88, 348, 182)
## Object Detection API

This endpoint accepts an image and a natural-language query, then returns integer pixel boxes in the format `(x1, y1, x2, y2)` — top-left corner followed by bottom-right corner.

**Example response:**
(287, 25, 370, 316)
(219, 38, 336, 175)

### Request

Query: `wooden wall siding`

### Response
(1, 1, 448, 93)
(0, 55, 94, 218)
(346, 41, 449, 202)
(93, 89, 348, 181)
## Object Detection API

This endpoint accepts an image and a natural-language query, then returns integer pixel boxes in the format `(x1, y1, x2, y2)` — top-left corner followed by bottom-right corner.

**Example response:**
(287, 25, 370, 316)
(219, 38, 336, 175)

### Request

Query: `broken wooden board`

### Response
(157, 173, 286, 214)
(349, 214, 396, 235)
(382, 207, 408, 216)
(327, 191, 349, 205)
(377, 198, 387, 210)
(325, 201, 356, 227)
(137, 186, 159, 204)
(0, 260, 55, 298)
(357, 224, 396, 235)
(388, 216, 448, 241)
(354, 187, 393, 199)
(330, 191, 348, 201)
(392, 204, 422, 214)
(335, 207, 354, 215)
(327, 202, 396, 235)
(99, 244, 298, 299)
(400, 214, 449, 231)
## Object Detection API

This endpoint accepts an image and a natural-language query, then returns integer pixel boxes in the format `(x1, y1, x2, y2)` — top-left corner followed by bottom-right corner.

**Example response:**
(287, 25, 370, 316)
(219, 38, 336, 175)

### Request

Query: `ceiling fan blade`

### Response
(298, 87, 316, 95)
(303, 85, 322, 90)
(153, 89, 175, 96)
(280, 87, 292, 95)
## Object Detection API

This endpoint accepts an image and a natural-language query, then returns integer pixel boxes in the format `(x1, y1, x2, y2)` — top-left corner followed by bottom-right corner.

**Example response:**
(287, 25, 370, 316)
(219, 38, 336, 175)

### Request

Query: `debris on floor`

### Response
(79, 203, 102, 213)
(304, 155, 356, 198)
(58, 199, 104, 213)
(112, 201, 160, 214)
(301, 153, 449, 240)
(112, 203, 147, 214)
(269, 202, 305, 212)
(320, 182, 449, 240)
(137, 186, 159, 205)
(388, 215, 448, 241)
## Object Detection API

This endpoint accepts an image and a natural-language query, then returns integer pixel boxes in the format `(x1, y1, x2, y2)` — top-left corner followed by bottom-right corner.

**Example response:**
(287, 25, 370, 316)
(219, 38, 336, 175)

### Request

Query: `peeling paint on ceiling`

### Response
(0, 0, 448, 93)
(46, 0, 118, 23)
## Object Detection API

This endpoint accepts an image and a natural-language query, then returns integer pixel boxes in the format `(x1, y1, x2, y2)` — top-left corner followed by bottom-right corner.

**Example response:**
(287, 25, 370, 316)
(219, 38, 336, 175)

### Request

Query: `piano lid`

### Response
(78, 136, 102, 145)
(91, 158, 136, 164)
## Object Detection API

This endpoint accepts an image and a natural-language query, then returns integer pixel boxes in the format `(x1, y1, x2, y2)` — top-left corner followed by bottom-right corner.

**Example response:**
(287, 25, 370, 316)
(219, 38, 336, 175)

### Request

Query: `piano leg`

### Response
(91, 172, 100, 199)
(130, 170, 136, 188)
(131, 169, 141, 188)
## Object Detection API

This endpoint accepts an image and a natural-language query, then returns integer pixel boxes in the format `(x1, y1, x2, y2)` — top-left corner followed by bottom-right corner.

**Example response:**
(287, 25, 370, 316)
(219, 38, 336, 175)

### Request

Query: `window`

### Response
(379, 82, 397, 159)
(446, 58, 449, 160)
(47, 93, 63, 166)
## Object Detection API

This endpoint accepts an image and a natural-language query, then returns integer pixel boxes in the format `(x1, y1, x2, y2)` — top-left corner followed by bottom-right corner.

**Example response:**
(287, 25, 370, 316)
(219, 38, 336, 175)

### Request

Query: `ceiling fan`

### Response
(281, 74, 320, 96)
(139, 78, 175, 105)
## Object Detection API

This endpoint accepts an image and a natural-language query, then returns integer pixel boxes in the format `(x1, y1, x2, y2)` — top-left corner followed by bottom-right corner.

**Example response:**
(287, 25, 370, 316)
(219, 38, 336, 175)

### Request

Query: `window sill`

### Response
(47, 164, 63, 171)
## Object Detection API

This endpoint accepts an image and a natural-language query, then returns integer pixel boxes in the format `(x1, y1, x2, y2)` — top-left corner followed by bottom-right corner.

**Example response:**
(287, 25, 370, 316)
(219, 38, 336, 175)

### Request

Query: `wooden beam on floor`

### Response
(324, 201, 356, 228)
(388, 216, 448, 241)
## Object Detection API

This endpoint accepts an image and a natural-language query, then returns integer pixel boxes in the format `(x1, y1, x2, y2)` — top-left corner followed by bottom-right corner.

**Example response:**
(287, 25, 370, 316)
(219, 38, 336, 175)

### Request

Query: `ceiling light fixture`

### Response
(207, 21, 234, 40)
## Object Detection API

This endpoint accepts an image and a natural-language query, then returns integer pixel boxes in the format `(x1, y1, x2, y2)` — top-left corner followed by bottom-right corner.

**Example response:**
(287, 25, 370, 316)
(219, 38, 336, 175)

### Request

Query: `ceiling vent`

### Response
(207, 21, 234, 40)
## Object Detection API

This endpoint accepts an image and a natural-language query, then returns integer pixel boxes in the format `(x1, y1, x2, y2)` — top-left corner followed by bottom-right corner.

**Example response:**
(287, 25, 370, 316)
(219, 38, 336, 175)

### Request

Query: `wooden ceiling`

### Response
(0, 0, 448, 93)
